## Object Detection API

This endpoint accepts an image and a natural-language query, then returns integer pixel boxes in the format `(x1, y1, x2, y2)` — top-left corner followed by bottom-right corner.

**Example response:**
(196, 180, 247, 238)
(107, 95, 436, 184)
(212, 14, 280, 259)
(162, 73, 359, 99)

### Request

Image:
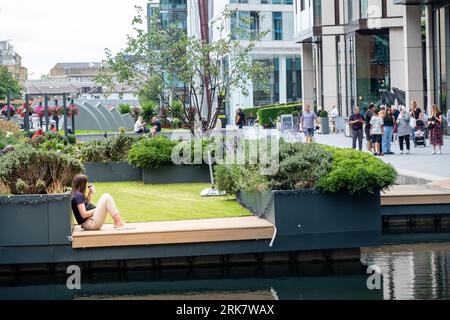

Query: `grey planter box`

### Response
(321, 117, 330, 134)
(0, 194, 72, 247)
(238, 190, 382, 251)
(84, 162, 142, 182)
(143, 165, 211, 184)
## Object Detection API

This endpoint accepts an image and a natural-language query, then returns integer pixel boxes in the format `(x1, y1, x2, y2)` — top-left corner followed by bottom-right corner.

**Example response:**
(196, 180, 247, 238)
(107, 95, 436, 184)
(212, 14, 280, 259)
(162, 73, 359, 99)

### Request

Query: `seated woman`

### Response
(134, 117, 150, 134)
(71, 174, 127, 230)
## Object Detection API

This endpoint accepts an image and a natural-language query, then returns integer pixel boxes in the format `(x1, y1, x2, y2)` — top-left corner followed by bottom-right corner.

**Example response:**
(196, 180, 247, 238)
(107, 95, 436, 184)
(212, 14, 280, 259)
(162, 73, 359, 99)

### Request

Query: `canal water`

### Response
(1, 237, 450, 300)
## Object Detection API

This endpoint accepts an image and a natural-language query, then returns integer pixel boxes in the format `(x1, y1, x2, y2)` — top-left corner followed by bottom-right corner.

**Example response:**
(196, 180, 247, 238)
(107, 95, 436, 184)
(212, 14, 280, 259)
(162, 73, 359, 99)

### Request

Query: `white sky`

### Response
(0, 0, 146, 79)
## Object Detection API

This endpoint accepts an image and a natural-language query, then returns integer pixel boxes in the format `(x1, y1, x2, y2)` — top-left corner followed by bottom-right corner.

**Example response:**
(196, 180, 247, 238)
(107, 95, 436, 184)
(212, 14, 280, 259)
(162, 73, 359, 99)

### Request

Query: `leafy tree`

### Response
(97, 3, 271, 134)
(0, 66, 21, 100)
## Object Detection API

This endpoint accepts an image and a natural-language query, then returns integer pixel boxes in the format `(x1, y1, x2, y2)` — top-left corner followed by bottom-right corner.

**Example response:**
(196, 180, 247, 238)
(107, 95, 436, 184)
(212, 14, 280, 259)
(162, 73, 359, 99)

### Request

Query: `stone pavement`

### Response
(315, 133, 450, 182)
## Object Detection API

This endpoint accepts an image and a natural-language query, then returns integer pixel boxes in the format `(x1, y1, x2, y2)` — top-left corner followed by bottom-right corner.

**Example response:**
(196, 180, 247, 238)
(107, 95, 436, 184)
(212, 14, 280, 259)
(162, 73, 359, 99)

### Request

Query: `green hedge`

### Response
(243, 102, 302, 121)
(257, 105, 302, 127)
(128, 136, 178, 169)
(316, 146, 397, 195)
(214, 142, 397, 196)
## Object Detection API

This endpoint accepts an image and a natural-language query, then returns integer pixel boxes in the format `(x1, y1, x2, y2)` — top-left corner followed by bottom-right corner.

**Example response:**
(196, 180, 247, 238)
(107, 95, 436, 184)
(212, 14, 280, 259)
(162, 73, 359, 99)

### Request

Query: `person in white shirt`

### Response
(134, 117, 149, 134)
(370, 109, 384, 156)
(330, 105, 339, 133)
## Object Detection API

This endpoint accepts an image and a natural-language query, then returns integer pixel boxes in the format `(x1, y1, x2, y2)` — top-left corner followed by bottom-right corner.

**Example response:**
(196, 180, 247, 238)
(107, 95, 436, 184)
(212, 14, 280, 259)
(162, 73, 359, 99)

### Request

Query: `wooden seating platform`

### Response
(382, 184, 450, 206)
(72, 216, 275, 249)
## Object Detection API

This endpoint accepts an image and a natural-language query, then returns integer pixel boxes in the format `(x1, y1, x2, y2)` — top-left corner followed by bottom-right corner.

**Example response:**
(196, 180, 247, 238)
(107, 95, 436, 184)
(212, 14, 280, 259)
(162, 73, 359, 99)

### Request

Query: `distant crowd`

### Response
(349, 101, 445, 155)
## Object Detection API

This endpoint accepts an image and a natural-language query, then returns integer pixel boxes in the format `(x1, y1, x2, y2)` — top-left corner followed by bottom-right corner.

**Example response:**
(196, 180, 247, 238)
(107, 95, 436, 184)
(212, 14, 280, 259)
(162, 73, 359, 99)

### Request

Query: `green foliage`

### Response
(0, 66, 21, 100)
(80, 134, 137, 163)
(128, 136, 177, 169)
(170, 101, 184, 119)
(320, 111, 329, 118)
(96, 5, 271, 133)
(257, 105, 301, 127)
(0, 146, 85, 195)
(141, 101, 157, 122)
(28, 132, 77, 155)
(269, 142, 333, 190)
(118, 104, 132, 115)
(0, 131, 24, 149)
(172, 118, 181, 129)
(138, 75, 164, 105)
(214, 164, 269, 195)
(292, 111, 300, 117)
(316, 147, 397, 195)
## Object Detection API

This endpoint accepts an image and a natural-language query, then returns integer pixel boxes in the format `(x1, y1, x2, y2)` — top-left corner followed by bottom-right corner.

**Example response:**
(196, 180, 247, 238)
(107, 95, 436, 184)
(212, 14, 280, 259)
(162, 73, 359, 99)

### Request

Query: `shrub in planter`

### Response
(317, 147, 397, 195)
(27, 132, 77, 155)
(141, 101, 157, 123)
(258, 105, 301, 128)
(80, 134, 137, 163)
(128, 136, 177, 169)
(0, 147, 85, 195)
(215, 164, 269, 195)
(119, 104, 132, 115)
(269, 142, 333, 190)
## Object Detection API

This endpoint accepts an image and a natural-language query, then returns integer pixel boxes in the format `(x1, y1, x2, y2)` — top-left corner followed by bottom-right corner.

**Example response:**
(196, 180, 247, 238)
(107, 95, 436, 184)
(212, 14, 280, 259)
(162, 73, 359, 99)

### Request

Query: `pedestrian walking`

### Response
(349, 107, 365, 151)
(300, 105, 318, 144)
(429, 104, 444, 155)
(382, 107, 395, 154)
(397, 106, 411, 154)
(370, 109, 384, 156)
(365, 104, 375, 153)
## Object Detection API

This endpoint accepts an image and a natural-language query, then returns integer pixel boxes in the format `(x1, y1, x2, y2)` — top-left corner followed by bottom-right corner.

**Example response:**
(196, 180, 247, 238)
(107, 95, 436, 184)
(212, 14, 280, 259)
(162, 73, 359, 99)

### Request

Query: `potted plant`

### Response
(320, 110, 330, 135)
(0, 147, 85, 247)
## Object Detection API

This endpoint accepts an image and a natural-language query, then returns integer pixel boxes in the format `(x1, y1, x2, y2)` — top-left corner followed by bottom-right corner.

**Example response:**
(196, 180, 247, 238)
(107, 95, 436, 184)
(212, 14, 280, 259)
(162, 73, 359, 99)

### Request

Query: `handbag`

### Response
(409, 117, 416, 129)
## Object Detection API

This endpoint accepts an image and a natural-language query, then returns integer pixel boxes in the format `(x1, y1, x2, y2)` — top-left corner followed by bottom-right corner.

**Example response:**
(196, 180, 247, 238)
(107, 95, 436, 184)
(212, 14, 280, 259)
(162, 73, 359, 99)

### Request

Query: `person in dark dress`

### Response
(429, 105, 444, 155)
(365, 104, 375, 152)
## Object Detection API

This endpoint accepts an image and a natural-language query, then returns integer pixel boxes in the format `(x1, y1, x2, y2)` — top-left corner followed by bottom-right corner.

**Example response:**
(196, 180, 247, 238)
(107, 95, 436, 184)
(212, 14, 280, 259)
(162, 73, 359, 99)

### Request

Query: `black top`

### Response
(154, 120, 162, 133)
(349, 114, 364, 131)
(393, 109, 400, 121)
(413, 108, 422, 120)
(384, 115, 395, 127)
(365, 111, 373, 127)
(71, 192, 88, 225)
(236, 112, 246, 126)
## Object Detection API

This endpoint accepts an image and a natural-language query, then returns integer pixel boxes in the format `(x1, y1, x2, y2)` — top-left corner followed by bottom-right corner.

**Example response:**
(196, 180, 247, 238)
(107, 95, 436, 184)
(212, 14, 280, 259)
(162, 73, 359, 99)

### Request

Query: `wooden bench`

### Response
(382, 184, 450, 206)
(72, 216, 275, 249)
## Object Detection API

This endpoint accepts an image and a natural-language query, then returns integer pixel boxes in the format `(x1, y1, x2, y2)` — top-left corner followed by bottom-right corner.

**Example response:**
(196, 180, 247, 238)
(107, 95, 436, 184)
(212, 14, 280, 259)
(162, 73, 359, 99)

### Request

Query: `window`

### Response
(250, 11, 260, 39)
(273, 12, 283, 40)
(301, 0, 305, 11)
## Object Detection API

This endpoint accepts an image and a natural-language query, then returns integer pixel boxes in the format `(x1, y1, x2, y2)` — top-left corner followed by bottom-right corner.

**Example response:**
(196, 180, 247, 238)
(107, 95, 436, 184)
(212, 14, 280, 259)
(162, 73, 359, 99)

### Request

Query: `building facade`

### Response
(0, 41, 28, 86)
(26, 62, 137, 100)
(188, 0, 302, 119)
(294, 0, 450, 117)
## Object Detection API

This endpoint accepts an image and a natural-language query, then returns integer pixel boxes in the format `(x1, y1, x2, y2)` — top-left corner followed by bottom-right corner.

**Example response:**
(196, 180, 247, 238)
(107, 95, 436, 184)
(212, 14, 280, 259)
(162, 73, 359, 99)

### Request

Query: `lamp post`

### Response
(24, 94, 30, 132)
(70, 98, 76, 134)
(63, 93, 68, 137)
(6, 93, 11, 121)
(44, 94, 49, 132)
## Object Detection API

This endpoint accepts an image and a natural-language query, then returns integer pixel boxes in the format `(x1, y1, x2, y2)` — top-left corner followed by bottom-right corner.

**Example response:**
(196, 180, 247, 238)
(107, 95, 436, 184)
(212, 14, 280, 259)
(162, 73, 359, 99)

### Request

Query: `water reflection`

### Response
(361, 243, 450, 300)
(1, 242, 450, 300)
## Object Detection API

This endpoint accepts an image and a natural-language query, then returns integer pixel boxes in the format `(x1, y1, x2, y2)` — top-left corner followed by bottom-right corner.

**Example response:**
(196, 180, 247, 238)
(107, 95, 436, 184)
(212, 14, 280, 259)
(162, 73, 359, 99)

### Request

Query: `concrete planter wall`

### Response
(321, 117, 330, 134)
(143, 165, 211, 184)
(84, 162, 142, 182)
(0, 194, 72, 247)
(238, 189, 382, 250)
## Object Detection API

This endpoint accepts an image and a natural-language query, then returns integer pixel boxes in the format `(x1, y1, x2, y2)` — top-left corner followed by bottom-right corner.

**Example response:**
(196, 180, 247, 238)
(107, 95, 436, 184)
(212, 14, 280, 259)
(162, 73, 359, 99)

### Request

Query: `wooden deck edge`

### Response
(72, 227, 275, 249)
(381, 195, 450, 206)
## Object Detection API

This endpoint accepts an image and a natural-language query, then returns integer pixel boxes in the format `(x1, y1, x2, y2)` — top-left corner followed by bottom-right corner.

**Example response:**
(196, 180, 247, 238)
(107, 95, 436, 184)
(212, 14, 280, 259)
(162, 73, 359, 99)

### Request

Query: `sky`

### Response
(0, 0, 146, 79)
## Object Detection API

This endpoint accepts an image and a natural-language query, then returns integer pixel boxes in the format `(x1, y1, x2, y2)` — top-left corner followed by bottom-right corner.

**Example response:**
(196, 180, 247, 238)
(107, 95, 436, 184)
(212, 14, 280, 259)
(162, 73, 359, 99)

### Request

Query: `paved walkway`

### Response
(315, 133, 450, 181)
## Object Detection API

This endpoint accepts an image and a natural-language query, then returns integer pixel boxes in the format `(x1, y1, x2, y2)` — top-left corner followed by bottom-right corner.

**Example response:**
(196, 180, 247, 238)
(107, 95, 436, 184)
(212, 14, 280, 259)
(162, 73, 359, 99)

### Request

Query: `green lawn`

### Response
(91, 182, 251, 223)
